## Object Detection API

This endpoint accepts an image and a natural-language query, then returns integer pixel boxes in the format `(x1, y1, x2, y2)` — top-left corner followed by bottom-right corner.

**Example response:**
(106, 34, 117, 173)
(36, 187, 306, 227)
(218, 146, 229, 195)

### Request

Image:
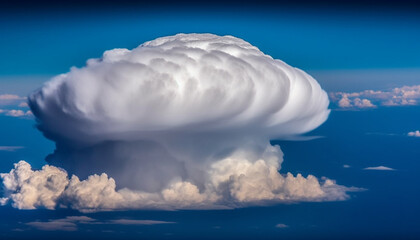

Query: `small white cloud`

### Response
(275, 223, 289, 228)
(0, 146, 24, 151)
(338, 95, 352, 108)
(363, 166, 395, 171)
(408, 130, 420, 137)
(336, 96, 376, 109)
(110, 219, 175, 225)
(5, 110, 25, 117)
(343, 165, 351, 168)
(18, 102, 28, 108)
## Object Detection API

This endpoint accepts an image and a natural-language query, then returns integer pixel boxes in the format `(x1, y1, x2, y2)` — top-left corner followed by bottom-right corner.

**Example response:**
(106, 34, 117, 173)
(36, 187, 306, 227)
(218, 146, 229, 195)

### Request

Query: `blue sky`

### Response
(1, 3, 420, 239)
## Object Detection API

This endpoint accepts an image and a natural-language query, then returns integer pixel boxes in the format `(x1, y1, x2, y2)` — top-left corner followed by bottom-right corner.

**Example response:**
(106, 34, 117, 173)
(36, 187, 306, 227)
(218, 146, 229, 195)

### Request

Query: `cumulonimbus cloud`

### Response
(1, 34, 357, 212)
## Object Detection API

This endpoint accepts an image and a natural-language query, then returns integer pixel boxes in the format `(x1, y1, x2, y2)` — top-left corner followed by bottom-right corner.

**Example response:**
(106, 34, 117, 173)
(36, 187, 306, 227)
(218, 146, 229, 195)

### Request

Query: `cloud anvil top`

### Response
(29, 33, 330, 143)
(1, 33, 355, 212)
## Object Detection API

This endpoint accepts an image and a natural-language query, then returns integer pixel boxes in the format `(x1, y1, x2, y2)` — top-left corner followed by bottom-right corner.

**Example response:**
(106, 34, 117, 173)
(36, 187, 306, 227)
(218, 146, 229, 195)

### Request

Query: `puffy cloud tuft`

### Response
(0, 161, 69, 209)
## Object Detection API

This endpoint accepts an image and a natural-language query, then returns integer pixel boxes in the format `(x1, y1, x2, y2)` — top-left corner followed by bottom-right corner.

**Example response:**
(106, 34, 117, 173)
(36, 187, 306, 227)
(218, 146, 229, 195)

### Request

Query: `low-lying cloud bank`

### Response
(330, 85, 420, 109)
(1, 34, 358, 212)
(1, 150, 357, 212)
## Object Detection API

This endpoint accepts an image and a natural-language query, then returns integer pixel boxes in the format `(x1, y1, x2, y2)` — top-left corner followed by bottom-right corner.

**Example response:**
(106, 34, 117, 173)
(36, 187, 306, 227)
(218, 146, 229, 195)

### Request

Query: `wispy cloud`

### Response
(0, 146, 24, 151)
(110, 219, 175, 225)
(26, 216, 94, 231)
(0, 94, 24, 101)
(25, 216, 174, 231)
(27, 221, 77, 231)
(0, 94, 25, 107)
(363, 166, 395, 171)
(330, 85, 420, 109)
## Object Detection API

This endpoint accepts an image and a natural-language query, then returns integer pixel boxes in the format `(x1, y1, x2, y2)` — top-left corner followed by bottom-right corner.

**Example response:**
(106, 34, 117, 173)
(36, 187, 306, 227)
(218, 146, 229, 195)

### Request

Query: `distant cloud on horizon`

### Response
(408, 130, 420, 137)
(330, 85, 420, 109)
(0, 94, 24, 101)
(275, 223, 289, 228)
(25, 216, 174, 231)
(4, 109, 33, 117)
(0, 93, 32, 118)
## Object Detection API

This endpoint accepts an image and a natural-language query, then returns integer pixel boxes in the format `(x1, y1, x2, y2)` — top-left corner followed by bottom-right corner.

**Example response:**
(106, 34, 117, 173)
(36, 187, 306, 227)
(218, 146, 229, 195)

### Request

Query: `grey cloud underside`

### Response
(0, 34, 357, 212)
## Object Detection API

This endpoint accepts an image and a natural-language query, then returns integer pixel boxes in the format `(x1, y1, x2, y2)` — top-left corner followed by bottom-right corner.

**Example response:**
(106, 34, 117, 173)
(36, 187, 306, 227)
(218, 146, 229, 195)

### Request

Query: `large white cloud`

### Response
(1, 34, 356, 212)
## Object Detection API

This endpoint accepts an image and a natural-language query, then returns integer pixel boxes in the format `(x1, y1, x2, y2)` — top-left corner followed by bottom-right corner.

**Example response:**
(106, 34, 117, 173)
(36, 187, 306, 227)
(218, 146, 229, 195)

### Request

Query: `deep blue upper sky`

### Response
(0, 3, 419, 240)
(1, 4, 420, 76)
